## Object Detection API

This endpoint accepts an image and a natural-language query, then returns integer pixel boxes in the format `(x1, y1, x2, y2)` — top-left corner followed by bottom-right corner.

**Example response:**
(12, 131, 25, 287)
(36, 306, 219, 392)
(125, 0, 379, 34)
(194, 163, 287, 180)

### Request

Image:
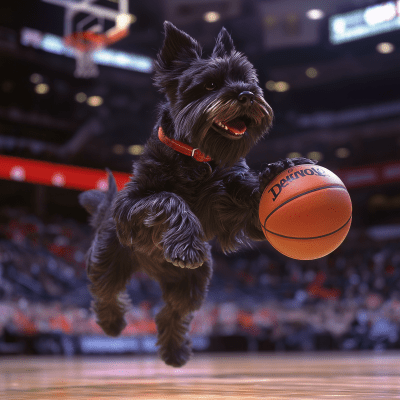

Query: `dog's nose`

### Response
(238, 91, 255, 105)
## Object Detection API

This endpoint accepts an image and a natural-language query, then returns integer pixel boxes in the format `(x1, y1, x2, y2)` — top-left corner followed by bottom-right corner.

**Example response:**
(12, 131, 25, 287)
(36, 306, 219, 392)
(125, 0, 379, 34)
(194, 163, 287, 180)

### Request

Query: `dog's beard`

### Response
(173, 94, 273, 166)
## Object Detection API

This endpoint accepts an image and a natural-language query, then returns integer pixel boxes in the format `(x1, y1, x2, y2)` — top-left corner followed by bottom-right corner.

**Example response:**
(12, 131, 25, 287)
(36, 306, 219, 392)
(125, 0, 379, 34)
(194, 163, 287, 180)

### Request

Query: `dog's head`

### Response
(154, 21, 273, 166)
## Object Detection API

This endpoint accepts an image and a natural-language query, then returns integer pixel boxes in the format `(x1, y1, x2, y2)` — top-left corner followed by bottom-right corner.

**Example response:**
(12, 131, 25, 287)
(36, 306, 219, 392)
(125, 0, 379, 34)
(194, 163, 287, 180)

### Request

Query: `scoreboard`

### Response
(329, 1, 400, 44)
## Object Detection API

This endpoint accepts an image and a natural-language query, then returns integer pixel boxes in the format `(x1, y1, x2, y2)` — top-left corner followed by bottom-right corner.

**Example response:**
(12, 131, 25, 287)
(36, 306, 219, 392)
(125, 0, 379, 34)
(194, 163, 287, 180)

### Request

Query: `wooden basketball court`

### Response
(1, 352, 400, 399)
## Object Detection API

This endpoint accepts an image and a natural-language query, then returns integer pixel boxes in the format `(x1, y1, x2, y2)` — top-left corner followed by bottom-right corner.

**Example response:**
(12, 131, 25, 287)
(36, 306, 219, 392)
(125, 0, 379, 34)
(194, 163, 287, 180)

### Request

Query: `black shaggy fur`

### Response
(79, 22, 316, 367)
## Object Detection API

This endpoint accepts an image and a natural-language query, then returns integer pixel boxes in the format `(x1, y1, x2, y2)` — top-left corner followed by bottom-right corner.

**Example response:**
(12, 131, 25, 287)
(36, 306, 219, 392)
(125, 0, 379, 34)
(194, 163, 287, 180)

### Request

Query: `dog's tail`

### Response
(78, 168, 117, 229)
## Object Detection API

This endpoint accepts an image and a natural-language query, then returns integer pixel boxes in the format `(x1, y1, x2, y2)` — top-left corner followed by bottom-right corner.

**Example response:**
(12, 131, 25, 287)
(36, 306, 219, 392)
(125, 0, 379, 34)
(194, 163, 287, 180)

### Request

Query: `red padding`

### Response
(0, 155, 130, 191)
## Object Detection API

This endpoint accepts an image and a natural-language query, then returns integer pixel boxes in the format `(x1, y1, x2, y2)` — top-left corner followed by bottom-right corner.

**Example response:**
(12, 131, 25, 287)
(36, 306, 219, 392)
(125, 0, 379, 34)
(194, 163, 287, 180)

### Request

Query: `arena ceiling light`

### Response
(287, 152, 302, 158)
(87, 95, 103, 107)
(34, 83, 50, 94)
(307, 151, 324, 162)
(265, 80, 276, 91)
(335, 148, 351, 158)
(376, 42, 395, 54)
(128, 145, 144, 155)
(274, 81, 290, 92)
(305, 67, 318, 78)
(113, 144, 125, 154)
(265, 81, 290, 92)
(306, 9, 325, 20)
(203, 11, 221, 23)
(75, 92, 87, 103)
(30, 73, 43, 84)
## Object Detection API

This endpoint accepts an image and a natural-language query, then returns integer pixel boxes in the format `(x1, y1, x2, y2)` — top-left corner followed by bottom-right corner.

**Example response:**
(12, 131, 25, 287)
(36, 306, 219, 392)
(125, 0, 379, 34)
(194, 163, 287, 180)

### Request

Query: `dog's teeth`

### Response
(216, 121, 228, 130)
(215, 120, 245, 136)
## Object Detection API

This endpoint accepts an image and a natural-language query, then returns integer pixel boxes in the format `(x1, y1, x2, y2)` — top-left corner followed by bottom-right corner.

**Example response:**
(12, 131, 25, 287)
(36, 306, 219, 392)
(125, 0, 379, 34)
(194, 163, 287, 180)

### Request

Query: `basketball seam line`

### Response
(262, 184, 348, 229)
(264, 215, 352, 240)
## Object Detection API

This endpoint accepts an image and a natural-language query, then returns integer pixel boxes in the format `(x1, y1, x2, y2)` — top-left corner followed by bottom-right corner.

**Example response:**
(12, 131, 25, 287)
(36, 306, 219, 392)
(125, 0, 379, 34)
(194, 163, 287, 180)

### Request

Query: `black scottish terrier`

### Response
(79, 21, 315, 367)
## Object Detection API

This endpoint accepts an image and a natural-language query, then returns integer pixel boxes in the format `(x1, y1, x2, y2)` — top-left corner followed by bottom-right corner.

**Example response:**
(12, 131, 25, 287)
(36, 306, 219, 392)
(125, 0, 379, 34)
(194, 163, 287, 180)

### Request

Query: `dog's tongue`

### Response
(225, 118, 246, 135)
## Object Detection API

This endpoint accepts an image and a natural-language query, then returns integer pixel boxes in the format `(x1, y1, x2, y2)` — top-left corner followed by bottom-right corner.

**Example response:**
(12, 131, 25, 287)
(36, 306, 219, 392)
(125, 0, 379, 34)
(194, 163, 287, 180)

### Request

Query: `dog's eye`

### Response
(205, 82, 217, 91)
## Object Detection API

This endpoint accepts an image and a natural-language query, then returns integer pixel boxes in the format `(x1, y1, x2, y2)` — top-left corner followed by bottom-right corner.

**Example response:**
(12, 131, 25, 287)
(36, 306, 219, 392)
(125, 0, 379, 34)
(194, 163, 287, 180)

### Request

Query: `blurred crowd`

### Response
(1, 207, 400, 353)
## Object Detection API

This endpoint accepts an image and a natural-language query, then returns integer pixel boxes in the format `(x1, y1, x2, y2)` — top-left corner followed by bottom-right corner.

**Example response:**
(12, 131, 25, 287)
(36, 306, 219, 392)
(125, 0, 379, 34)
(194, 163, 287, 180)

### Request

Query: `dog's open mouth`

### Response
(213, 117, 247, 139)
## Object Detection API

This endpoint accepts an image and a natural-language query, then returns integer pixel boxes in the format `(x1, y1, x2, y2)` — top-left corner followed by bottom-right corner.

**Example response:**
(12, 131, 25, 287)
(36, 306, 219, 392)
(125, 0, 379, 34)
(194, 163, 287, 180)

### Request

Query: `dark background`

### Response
(0, 0, 399, 356)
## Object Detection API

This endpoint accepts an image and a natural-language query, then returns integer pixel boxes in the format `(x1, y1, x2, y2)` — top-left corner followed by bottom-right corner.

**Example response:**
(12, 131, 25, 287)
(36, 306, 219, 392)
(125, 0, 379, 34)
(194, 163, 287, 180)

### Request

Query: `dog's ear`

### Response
(154, 22, 202, 95)
(157, 21, 202, 68)
(212, 27, 235, 58)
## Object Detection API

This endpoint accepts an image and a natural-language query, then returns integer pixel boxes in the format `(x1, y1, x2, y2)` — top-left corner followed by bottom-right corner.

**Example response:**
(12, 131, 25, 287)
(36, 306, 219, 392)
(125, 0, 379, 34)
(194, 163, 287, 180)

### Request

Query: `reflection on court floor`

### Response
(2, 352, 400, 399)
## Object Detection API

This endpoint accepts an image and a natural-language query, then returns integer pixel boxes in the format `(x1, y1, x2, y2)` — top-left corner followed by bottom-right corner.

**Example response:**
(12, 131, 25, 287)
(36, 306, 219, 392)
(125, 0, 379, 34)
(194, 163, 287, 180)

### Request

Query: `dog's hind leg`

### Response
(81, 171, 136, 337)
(154, 252, 212, 367)
(87, 223, 136, 337)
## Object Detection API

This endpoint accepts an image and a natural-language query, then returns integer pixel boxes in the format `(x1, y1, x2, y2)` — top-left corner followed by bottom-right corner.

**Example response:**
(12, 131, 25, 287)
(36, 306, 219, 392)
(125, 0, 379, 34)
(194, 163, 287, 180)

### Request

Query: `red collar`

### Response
(158, 126, 212, 162)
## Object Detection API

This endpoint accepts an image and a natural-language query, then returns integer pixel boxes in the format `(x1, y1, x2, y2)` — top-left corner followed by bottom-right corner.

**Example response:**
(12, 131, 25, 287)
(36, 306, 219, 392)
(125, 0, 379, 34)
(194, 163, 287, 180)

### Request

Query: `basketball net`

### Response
(65, 27, 128, 79)
(74, 48, 99, 79)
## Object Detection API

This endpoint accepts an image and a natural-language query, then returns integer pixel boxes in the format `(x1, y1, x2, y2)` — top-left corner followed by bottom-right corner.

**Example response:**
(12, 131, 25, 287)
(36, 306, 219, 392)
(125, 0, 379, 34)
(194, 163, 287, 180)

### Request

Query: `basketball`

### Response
(259, 164, 352, 260)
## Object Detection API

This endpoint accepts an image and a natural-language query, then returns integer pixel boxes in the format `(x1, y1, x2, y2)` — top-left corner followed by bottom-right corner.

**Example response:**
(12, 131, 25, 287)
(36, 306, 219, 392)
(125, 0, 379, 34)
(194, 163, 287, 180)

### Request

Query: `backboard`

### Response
(41, 0, 134, 78)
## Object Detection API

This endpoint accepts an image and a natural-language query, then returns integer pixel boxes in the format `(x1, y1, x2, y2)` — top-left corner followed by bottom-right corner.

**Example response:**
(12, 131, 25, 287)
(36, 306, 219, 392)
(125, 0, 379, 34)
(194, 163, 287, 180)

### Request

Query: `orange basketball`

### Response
(259, 164, 352, 260)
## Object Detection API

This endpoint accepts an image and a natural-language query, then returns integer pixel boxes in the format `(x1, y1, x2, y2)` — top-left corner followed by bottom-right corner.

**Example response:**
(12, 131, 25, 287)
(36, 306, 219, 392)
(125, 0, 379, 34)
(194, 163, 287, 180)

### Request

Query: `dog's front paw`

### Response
(163, 237, 209, 269)
(260, 157, 317, 193)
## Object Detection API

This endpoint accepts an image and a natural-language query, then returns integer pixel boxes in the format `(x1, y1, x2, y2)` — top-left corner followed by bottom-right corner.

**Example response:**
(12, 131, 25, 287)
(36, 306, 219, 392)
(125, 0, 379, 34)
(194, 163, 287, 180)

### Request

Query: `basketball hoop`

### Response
(42, 0, 132, 79)
(64, 31, 107, 78)
(64, 29, 129, 78)
(64, 31, 109, 52)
